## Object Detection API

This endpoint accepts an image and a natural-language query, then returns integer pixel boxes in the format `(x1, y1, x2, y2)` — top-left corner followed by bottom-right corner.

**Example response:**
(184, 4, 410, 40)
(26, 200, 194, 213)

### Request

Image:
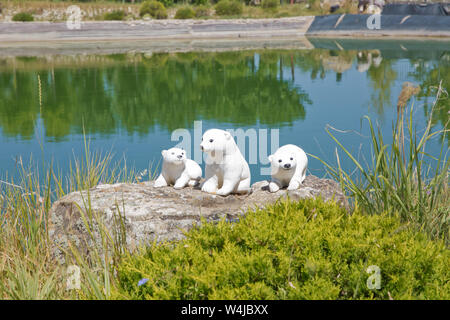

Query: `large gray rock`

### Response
(49, 175, 347, 263)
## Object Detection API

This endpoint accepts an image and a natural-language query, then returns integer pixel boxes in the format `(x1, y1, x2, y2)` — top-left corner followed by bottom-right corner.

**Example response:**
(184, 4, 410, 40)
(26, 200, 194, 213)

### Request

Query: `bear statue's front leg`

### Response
(235, 177, 251, 194)
(287, 179, 301, 191)
(174, 173, 190, 190)
(154, 174, 168, 188)
(268, 179, 282, 193)
(216, 165, 243, 196)
(202, 164, 218, 194)
(201, 175, 218, 194)
(216, 179, 237, 196)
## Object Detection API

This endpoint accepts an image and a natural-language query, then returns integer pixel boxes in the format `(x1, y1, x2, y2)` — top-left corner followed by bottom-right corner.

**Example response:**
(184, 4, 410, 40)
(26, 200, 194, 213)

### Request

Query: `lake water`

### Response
(0, 38, 448, 184)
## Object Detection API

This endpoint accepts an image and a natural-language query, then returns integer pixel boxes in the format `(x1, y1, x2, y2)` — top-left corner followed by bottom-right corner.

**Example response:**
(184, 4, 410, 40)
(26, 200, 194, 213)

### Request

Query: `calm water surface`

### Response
(0, 39, 448, 183)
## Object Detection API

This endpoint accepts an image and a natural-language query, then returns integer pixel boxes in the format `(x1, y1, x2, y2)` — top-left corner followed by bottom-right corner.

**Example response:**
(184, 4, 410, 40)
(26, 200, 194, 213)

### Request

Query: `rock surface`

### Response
(49, 175, 346, 263)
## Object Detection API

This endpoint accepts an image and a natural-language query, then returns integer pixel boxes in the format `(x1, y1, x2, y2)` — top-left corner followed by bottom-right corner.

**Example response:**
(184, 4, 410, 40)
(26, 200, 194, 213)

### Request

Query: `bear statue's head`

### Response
(162, 147, 186, 165)
(268, 151, 297, 174)
(200, 129, 236, 159)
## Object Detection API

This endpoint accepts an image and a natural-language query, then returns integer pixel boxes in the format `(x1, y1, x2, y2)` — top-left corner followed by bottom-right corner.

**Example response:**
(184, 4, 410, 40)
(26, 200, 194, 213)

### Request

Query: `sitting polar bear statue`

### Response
(268, 144, 308, 193)
(154, 147, 202, 189)
(200, 129, 251, 196)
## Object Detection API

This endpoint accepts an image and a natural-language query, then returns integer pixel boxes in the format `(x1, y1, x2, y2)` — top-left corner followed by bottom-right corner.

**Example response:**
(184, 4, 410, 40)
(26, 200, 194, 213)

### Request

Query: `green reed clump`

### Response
(310, 82, 449, 244)
(261, 0, 279, 11)
(0, 145, 142, 299)
(214, 0, 243, 16)
(113, 197, 449, 300)
(139, 0, 167, 19)
(194, 5, 210, 18)
(0, 163, 61, 299)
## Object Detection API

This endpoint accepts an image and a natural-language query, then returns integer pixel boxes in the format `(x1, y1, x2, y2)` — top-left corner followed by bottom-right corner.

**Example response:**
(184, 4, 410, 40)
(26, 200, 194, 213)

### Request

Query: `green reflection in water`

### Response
(0, 51, 313, 140)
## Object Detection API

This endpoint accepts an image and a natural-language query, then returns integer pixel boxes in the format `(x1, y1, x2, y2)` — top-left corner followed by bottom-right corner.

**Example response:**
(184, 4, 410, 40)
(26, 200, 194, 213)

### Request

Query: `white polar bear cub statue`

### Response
(268, 144, 308, 193)
(200, 129, 251, 196)
(154, 147, 202, 189)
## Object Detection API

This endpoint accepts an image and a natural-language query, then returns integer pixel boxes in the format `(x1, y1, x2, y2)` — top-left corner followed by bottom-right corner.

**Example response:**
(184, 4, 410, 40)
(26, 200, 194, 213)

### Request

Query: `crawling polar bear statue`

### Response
(200, 129, 251, 196)
(154, 147, 202, 189)
(268, 144, 308, 193)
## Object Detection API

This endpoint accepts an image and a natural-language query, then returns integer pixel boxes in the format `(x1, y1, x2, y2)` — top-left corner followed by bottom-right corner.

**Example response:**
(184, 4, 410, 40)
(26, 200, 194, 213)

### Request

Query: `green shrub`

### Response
(12, 12, 34, 22)
(175, 6, 195, 19)
(139, 1, 167, 19)
(194, 5, 210, 17)
(103, 10, 126, 21)
(261, 0, 279, 10)
(214, 0, 243, 16)
(113, 198, 449, 300)
(154, 8, 168, 19)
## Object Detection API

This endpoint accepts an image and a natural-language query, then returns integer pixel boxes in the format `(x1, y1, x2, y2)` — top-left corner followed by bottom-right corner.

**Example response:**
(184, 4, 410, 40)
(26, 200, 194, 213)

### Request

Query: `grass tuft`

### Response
(309, 82, 449, 245)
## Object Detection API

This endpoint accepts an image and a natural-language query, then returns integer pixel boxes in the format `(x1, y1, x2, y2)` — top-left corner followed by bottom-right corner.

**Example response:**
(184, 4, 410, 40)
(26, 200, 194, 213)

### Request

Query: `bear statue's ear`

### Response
(161, 150, 167, 157)
(224, 131, 232, 140)
(268, 155, 273, 162)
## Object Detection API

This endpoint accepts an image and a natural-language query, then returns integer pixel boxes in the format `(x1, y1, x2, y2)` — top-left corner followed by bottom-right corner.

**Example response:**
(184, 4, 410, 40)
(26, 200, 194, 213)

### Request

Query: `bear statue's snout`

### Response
(284, 163, 291, 169)
(200, 145, 204, 151)
(177, 154, 183, 159)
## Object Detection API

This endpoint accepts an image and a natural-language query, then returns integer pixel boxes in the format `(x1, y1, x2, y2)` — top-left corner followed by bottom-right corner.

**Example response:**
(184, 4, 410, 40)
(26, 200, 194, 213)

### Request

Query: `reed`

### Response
(310, 82, 449, 244)
(0, 142, 144, 299)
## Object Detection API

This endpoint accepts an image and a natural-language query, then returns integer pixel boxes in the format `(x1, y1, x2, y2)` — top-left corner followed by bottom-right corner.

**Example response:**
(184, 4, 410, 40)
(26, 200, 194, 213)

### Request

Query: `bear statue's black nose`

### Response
(200, 145, 204, 151)
(284, 163, 291, 169)
(177, 155, 183, 159)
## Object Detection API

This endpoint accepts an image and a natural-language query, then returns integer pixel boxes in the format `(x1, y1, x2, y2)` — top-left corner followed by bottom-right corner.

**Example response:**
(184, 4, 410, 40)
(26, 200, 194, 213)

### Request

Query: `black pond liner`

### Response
(306, 14, 450, 34)
(382, 3, 449, 16)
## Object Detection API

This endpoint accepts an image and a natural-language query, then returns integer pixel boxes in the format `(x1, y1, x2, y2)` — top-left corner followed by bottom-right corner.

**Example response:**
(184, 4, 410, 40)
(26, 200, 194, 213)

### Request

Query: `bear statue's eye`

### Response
(209, 139, 214, 143)
(278, 159, 282, 163)
(290, 157, 293, 160)
(171, 152, 175, 155)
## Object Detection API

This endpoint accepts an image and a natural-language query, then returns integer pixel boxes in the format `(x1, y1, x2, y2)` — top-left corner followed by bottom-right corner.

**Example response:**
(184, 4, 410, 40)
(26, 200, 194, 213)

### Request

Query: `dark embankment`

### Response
(306, 14, 450, 37)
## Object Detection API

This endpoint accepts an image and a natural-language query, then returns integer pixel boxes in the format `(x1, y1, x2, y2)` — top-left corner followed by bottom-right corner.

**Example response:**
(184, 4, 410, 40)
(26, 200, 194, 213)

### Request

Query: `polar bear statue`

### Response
(154, 147, 202, 189)
(200, 129, 251, 196)
(268, 144, 308, 193)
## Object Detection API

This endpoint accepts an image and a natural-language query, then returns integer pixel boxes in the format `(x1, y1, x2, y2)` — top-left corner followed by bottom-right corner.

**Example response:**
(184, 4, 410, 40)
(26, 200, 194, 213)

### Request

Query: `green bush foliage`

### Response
(194, 5, 210, 17)
(12, 12, 34, 22)
(154, 8, 168, 19)
(261, 0, 279, 10)
(214, 0, 244, 16)
(175, 6, 195, 19)
(157, 0, 174, 8)
(114, 198, 449, 300)
(139, 1, 168, 19)
(104, 10, 126, 21)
